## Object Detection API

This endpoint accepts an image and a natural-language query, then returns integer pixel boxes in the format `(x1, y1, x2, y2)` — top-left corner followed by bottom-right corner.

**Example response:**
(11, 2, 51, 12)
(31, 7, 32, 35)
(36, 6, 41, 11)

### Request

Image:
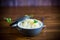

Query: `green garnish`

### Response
(34, 20, 38, 23)
(25, 14, 34, 18)
(4, 17, 12, 24)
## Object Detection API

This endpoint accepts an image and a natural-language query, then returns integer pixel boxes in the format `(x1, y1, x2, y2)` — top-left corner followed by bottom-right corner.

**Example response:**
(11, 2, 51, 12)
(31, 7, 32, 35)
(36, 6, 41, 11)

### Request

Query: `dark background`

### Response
(0, 0, 60, 6)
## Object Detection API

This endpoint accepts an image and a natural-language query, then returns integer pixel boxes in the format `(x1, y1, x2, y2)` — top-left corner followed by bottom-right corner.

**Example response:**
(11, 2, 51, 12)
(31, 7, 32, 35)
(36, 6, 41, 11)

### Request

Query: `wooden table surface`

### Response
(0, 6, 60, 40)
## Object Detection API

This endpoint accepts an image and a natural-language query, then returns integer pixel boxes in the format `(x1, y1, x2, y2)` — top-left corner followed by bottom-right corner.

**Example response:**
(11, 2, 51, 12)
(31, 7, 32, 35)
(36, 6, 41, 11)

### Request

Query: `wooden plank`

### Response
(0, 6, 60, 40)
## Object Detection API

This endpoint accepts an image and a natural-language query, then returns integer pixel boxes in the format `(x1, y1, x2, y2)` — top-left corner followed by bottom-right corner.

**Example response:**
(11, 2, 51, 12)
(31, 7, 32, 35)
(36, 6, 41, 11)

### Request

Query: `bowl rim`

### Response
(18, 19, 44, 29)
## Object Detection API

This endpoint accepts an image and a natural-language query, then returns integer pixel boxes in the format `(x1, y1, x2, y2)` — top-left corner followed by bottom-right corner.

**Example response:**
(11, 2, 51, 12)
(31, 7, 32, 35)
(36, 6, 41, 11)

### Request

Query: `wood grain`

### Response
(0, 6, 60, 40)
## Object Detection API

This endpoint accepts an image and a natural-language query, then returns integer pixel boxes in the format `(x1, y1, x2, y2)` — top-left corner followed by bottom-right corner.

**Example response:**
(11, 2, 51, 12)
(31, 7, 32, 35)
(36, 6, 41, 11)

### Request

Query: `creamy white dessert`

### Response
(18, 19, 43, 29)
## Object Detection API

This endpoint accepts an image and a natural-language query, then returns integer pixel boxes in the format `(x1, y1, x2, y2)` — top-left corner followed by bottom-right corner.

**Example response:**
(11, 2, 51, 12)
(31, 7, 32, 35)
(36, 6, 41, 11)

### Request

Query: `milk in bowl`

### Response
(18, 19, 43, 29)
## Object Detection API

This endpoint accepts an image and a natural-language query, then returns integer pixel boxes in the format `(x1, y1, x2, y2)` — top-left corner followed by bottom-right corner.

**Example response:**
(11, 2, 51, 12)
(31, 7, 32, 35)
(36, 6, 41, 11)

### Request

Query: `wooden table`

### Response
(0, 6, 60, 40)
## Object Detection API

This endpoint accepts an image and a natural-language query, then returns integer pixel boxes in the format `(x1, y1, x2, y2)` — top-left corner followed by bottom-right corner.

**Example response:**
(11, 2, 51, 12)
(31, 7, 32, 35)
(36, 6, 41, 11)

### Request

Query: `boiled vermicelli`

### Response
(18, 19, 43, 29)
